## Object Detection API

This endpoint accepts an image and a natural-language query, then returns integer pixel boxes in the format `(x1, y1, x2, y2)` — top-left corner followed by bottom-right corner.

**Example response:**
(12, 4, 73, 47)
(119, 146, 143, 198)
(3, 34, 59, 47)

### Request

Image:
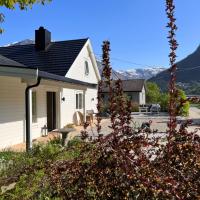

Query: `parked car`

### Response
(149, 104, 161, 113)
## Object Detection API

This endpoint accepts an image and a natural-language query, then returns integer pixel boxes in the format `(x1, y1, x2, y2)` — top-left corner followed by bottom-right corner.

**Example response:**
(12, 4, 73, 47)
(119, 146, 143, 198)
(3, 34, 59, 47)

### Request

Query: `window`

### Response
(79, 93, 83, 109)
(126, 93, 132, 101)
(85, 61, 89, 75)
(128, 95, 132, 100)
(32, 91, 37, 123)
(76, 93, 83, 109)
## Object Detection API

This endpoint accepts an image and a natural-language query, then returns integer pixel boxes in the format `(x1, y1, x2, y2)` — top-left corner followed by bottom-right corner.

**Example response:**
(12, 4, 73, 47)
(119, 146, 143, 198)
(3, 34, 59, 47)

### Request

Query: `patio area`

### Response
(7, 107, 200, 152)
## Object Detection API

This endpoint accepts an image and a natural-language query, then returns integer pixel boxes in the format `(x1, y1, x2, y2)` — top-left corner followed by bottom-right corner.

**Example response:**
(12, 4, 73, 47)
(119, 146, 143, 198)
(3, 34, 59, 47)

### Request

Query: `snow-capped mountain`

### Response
(3, 39, 34, 47)
(117, 67, 166, 80)
(97, 61, 128, 80)
(97, 60, 165, 80)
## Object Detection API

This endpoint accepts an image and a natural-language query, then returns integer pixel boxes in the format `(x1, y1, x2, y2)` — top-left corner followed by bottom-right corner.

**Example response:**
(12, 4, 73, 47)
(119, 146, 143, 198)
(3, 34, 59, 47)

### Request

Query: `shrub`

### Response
(0, 138, 86, 199)
(176, 89, 190, 116)
(146, 81, 161, 103)
(159, 92, 169, 112)
(131, 102, 139, 112)
(1, 6, 199, 198)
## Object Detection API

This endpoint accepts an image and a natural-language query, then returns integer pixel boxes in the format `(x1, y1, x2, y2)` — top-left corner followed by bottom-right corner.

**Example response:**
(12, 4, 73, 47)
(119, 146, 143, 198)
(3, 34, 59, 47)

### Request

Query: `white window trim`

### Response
(84, 60, 89, 76)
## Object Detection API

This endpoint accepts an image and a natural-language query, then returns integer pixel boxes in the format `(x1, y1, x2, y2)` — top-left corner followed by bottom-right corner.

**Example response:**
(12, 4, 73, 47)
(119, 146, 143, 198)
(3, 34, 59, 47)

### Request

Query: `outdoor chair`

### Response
(86, 109, 94, 125)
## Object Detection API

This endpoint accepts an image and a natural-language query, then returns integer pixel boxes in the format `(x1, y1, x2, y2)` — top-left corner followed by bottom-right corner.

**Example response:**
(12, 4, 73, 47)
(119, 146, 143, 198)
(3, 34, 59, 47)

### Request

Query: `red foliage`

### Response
(47, 1, 200, 199)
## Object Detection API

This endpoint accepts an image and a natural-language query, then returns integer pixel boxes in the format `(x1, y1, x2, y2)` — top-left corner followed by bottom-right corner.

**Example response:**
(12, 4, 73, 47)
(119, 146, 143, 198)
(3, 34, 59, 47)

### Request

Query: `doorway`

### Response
(47, 92, 56, 131)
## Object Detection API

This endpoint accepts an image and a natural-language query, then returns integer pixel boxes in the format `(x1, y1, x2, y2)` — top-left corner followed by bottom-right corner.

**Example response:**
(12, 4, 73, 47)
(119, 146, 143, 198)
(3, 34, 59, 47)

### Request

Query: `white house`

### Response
(0, 27, 100, 150)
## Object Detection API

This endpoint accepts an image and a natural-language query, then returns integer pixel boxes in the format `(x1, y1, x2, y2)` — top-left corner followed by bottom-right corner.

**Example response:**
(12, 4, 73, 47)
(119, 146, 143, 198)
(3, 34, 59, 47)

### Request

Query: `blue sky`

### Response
(0, 0, 200, 70)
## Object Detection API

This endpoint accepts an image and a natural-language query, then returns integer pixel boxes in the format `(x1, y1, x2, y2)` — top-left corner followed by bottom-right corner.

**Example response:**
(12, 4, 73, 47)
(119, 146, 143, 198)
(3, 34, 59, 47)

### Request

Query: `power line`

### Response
(177, 65, 200, 72)
(94, 52, 200, 80)
(151, 65, 200, 81)
(95, 53, 160, 68)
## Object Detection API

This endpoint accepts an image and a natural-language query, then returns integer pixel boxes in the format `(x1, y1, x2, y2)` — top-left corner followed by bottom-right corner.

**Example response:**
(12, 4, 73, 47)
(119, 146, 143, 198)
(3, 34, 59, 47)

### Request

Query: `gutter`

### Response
(38, 70, 97, 88)
(25, 69, 41, 151)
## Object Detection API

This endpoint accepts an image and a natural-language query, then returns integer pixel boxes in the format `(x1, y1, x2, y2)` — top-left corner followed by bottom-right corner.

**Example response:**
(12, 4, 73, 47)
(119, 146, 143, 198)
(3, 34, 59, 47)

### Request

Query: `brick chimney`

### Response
(35, 27, 51, 51)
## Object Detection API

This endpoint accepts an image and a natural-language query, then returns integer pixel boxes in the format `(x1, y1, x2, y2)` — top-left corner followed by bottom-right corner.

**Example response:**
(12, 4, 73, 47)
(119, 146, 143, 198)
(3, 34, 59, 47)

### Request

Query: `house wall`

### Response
(126, 92, 140, 104)
(60, 88, 84, 127)
(60, 87, 98, 127)
(0, 76, 26, 149)
(125, 87, 146, 105)
(66, 41, 98, 84)
(31, 85, 61, 139)
(139, 86, 146, 105)
(85, 88, 98, 113)
(0, 76, 62, 149)
(64, 40, 99, 123)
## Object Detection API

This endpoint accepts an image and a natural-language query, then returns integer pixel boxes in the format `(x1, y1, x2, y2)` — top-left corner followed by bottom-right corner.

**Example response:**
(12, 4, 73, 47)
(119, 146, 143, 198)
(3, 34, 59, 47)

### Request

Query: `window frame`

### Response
(84, 60, 89, 76)
(76, 92, 83, 109)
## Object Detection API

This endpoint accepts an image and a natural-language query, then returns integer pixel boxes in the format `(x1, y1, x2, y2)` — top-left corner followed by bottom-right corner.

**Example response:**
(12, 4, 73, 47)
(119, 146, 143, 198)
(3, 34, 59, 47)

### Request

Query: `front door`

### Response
(47, 92, 56, 131)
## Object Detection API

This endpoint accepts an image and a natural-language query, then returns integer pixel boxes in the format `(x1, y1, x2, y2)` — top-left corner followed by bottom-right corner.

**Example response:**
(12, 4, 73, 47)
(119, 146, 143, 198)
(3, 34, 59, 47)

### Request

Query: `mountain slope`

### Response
(150, 45, 200, 91)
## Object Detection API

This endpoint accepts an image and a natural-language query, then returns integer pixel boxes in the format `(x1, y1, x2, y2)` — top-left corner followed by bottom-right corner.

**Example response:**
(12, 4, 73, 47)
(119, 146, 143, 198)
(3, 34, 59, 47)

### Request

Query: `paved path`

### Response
(186, 107, 200, 134)
(74, 108, 200, 138)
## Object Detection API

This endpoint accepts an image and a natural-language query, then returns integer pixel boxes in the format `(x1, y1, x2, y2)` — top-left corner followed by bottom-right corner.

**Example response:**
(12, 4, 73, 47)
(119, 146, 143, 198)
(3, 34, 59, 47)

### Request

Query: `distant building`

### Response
(101, 79, 146, 105)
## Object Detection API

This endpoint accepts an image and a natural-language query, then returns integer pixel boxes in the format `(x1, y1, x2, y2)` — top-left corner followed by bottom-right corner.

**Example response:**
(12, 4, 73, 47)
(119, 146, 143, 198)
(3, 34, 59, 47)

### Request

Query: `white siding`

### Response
(60, 88, 76, 127)
(0, 76, 26, 148)
(139, 86, 146, 105)
(60, 88, 87, 127)
(0, 77, 62, 149)
(64, 41, 99, 125)
(60, 88, 98, 127)
(31, 85, 61, 138)
(66, 42, 99, 84)
(31, 86, 47, 139)
(85, 88, 98, 113)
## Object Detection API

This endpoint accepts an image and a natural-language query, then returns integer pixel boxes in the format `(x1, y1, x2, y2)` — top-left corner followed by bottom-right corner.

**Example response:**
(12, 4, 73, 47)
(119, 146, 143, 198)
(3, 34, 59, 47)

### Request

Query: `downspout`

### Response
(25, 69, 41, 151)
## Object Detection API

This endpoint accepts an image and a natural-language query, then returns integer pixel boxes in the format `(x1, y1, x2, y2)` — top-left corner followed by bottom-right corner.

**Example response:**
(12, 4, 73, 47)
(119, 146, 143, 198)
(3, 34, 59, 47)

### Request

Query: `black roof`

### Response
(0, 38, 88, 76)
(101, 79, 146, 92)
(0, 54, 26, 68)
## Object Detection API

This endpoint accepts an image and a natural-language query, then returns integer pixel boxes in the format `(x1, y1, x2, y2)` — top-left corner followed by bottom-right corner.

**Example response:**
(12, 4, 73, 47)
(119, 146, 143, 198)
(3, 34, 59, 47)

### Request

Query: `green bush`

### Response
(131, 102, 139, 112)
(147, 82, 189, 116)
(146, 82, 161, 103)
(176, 89, 190, 117)
(158, 92, 169, 112)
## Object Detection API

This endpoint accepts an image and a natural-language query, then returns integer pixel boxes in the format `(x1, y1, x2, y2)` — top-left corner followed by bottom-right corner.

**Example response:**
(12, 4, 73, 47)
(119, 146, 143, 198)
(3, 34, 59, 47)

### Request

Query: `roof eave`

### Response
(38, 70, 97, 89)
(0, 66, 97, 89)
(0, 66, 37, 80)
